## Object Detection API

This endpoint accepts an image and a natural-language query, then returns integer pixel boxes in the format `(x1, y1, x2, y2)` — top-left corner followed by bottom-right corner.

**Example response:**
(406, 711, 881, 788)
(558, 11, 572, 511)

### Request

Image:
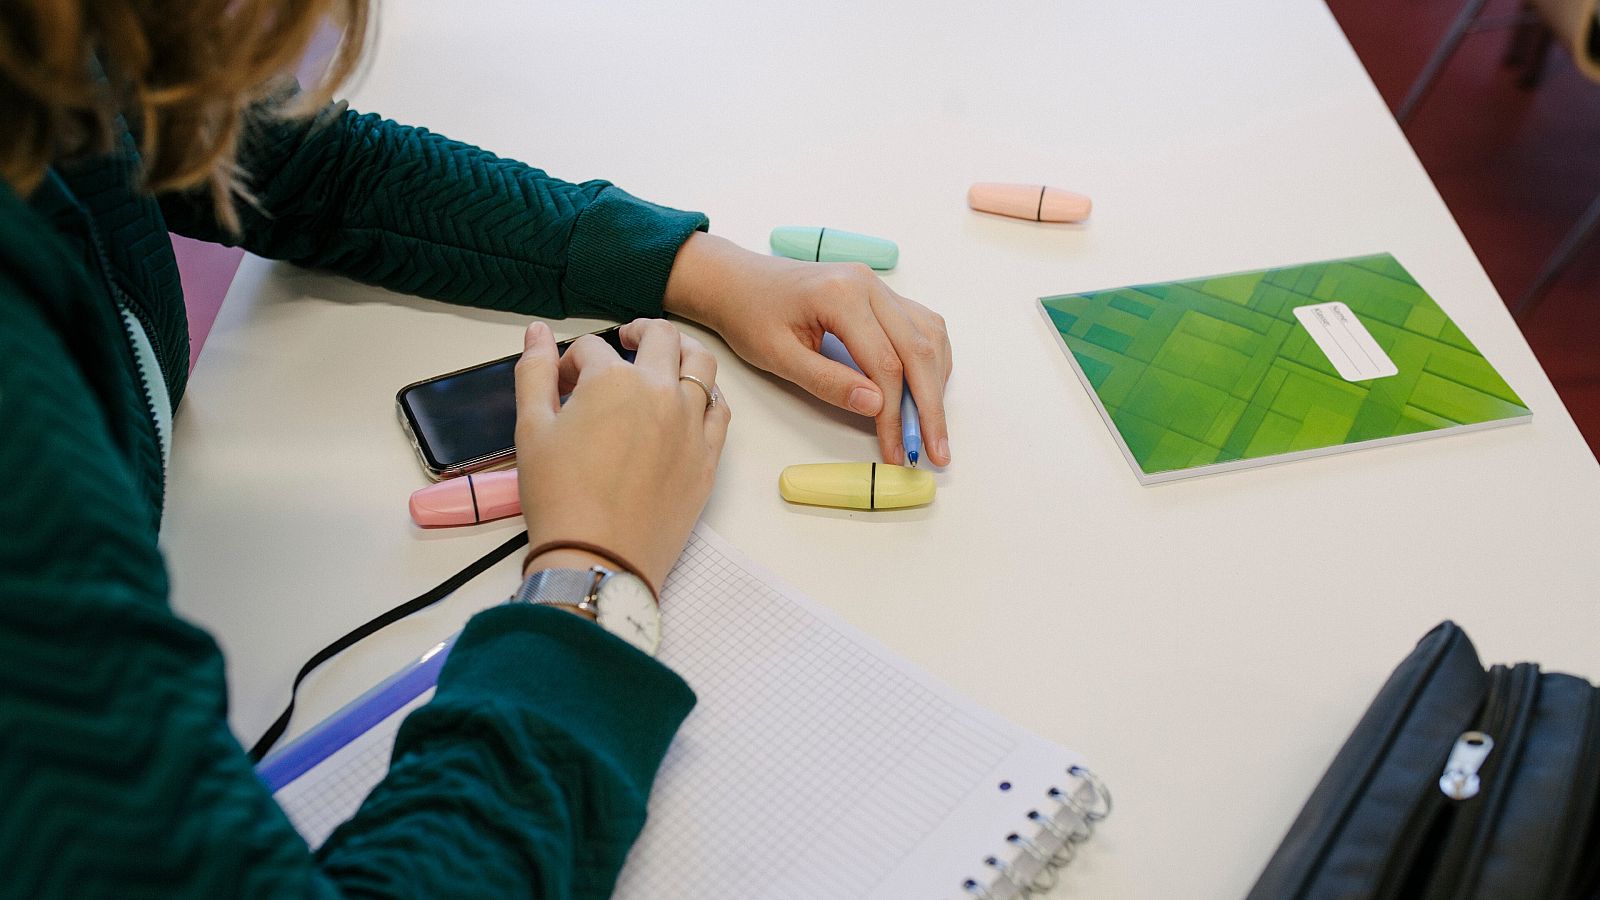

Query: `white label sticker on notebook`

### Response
(1293, 301, 1399, 381)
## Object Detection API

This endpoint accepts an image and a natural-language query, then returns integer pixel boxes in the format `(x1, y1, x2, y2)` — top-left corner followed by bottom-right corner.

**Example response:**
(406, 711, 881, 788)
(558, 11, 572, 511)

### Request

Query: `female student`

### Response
(0, 0, 952, 896)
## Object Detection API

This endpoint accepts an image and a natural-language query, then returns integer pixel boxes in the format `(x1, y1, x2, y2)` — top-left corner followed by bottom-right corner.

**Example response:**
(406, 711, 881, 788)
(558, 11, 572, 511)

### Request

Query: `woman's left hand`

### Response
(663, 233, 953, 467)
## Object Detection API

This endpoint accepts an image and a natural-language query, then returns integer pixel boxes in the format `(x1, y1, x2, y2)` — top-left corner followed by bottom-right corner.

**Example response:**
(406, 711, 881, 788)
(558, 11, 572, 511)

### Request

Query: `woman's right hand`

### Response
(513, 319, 731, 594)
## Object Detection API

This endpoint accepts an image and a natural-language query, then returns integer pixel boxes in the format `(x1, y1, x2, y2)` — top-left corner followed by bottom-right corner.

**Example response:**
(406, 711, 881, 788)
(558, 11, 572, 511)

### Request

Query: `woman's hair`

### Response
(0, 0, 369, 229)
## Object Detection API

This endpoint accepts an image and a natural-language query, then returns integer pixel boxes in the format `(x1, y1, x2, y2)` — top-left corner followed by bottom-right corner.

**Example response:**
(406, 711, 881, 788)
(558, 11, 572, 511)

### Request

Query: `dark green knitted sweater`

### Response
(0, 103, 707, 898)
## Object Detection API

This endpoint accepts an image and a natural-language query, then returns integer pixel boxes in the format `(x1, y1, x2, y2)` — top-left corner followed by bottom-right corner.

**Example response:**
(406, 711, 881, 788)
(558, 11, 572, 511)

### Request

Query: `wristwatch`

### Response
(512, 565, 661, 656)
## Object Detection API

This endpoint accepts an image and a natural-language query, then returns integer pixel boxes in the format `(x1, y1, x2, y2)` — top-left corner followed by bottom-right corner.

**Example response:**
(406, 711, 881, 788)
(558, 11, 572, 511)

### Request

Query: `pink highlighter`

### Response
(410, 470, 521, 527)
(967, 182, 1092, 223)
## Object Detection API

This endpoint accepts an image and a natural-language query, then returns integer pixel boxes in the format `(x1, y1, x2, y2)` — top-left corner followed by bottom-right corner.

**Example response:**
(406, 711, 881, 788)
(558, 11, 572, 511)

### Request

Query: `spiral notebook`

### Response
(258, 524, 1110, 898)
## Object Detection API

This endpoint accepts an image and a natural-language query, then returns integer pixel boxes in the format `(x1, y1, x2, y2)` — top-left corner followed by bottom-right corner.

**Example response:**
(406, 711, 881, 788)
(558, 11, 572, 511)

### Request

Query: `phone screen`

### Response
(397, 326, 632, 477)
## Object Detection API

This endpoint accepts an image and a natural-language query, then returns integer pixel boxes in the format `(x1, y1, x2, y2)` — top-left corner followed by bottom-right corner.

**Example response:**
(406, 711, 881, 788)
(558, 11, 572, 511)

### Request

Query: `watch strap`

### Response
(513, 566, 606, 609)
(523, 539, 658, 600)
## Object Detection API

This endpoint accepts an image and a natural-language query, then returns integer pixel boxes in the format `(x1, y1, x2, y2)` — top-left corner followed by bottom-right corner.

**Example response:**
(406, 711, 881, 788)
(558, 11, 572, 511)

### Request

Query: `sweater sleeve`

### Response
(0, 290, 696, 899)
(159, 102, 709, 322)
(320, 606, 695, 898)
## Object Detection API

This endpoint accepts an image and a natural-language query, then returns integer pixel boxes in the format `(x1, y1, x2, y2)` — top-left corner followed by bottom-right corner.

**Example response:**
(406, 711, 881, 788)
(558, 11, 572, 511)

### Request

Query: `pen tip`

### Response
(907, 450, 918, 467)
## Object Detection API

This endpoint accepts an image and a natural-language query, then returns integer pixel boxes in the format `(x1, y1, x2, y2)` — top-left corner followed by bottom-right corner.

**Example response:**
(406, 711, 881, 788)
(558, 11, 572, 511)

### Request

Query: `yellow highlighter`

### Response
(778, 463, 935, 510)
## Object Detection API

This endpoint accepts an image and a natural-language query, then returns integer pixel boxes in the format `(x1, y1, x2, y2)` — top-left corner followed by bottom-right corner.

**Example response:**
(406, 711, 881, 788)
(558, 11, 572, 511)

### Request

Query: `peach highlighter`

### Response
(967, 183, 1091, 223)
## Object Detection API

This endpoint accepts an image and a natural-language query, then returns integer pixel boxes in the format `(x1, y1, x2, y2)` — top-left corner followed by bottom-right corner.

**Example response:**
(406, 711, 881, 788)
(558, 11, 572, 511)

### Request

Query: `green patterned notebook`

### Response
(1039, 254, 1531, 484)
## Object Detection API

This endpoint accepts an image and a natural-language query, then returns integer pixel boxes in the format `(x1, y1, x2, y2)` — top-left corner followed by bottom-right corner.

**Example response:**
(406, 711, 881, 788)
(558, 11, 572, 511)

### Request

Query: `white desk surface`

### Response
(162, 1, 1600, 897)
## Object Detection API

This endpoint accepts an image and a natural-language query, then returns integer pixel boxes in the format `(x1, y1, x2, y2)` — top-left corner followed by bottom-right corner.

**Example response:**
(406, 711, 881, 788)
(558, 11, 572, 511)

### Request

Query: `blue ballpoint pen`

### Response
(900, 383, 922, 467)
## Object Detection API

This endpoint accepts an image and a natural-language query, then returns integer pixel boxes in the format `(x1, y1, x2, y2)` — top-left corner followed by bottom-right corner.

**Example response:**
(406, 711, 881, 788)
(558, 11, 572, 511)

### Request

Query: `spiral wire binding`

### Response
(958, 765, 1112, 899)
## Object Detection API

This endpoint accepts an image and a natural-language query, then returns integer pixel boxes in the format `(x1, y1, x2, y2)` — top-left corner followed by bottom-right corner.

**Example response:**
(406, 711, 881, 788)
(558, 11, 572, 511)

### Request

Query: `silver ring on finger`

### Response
(679, 374, 718, 411)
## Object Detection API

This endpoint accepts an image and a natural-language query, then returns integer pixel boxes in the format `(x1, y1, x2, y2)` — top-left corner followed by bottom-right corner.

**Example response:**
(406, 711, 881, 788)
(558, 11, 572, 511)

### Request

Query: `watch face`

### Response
(596, 572, 661, 655)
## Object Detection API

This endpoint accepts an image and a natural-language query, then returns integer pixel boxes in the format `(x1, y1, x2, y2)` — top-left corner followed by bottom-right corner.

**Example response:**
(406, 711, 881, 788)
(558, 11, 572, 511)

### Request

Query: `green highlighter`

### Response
(770, 226, 898, 270)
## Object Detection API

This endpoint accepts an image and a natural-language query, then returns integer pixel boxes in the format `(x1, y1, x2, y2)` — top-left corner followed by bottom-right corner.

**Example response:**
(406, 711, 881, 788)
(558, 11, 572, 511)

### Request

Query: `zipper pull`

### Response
(1439, 731, 1495, 800)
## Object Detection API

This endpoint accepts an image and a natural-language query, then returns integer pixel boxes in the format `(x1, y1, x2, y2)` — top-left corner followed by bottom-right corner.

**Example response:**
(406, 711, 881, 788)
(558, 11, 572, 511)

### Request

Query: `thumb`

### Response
(775, 341, 884, 417)
(514, 321, 561, 426)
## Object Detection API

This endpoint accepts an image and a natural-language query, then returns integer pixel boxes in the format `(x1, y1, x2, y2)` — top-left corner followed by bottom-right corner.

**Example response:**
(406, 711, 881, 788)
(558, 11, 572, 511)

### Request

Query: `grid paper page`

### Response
(615, 526, 1083, 899)
(269, 523, 1090, 898)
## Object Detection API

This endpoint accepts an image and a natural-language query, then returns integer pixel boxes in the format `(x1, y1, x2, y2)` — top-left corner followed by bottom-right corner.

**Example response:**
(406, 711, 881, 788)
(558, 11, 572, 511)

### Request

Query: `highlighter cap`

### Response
(410, 476, 478, 526)
(409, 470, 521, 527)
(770, 227, 898, 270)
(778, 462, 934, 510)
(966, 182, 1091, 223)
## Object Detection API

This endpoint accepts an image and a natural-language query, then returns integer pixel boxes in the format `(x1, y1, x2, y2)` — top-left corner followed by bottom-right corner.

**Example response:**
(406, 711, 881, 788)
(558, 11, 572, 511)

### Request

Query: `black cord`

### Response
(247, 529, 530, 762)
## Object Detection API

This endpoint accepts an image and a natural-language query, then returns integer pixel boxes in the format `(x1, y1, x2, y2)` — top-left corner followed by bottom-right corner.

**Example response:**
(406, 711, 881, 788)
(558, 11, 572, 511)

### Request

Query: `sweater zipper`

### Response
(81, 214, 169, 496)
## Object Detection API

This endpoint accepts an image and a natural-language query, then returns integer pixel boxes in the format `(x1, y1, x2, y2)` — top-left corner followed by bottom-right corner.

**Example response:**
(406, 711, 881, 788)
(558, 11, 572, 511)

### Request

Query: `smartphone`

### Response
(396, 325, 631, 480)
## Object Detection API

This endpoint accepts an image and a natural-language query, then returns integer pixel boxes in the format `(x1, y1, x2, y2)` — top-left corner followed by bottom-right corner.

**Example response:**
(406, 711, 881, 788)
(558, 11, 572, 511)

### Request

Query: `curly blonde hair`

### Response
(0, 0, 369, 229)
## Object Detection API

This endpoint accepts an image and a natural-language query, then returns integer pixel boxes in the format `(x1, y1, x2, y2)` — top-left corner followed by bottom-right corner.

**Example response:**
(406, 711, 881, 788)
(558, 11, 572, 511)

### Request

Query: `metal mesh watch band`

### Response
(512, 566, 609, 611)
(522, 540, 658, 600)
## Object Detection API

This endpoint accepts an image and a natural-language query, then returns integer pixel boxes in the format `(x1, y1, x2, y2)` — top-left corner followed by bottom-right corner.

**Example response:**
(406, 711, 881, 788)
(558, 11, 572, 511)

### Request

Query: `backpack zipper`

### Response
(1375, 664, 1516, 898)
(1438, 731, 1494, 800)
(1422, 663, 1540, 900)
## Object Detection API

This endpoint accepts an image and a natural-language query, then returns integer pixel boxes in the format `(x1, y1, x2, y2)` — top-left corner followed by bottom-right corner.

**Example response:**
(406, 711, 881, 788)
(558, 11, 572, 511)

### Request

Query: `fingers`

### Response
(871, 285, 952, 466)
(572, 321, 729, 435)
(619, 318, 683, 379)
(704, 396, 732, 453)
(785, 266, 953, 466)
(775, 337, 887, 421)
(826, 310, 907, 465)
(514, 321, 561, 432)
(677, 333, 718, 403)
(557, 331, 625, 393)
(681, 333, 732, 453)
